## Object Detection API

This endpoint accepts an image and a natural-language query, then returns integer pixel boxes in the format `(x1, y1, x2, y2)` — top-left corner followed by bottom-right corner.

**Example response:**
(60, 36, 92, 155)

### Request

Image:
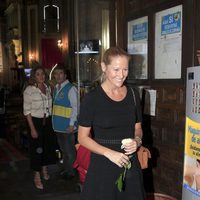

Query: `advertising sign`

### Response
(182, 66, 200, 200)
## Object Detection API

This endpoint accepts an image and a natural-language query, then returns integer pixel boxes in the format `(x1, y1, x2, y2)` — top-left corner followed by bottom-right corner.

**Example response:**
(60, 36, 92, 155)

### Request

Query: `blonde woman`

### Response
(78, 47, 145, 200)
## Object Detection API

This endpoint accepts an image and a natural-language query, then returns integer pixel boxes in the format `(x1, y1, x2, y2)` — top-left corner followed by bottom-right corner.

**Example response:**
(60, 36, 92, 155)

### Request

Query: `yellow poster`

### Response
(183, 117, 200, 197)
(185, 117, 200, 158)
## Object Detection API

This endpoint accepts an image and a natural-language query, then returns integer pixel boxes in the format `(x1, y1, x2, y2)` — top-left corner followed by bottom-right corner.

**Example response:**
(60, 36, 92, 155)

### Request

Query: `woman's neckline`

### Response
(100, 85, 128, 103)
(37, 83, 47, 95)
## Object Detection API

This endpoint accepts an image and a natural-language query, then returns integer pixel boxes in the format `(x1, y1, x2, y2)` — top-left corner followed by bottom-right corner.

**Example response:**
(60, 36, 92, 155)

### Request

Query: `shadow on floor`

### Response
(0, 159, 80, 200)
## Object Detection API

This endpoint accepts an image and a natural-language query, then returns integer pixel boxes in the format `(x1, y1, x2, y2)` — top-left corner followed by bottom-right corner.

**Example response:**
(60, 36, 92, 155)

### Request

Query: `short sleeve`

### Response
(78, 91, 96, 127)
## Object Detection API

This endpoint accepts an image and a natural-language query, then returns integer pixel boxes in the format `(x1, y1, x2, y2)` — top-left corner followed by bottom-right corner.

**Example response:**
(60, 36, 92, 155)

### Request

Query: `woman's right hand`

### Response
(31, 129, 38, 138)
(104, 150, 129, 168)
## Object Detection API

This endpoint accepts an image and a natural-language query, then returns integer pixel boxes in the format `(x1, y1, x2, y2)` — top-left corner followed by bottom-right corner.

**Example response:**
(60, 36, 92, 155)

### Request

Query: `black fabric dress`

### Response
(79, 86, 145, 200)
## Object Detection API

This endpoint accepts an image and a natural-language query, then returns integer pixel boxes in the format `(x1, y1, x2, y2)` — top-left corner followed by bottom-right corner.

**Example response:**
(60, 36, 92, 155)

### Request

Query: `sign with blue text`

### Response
(161, 12, 181, 35)
(155, 5, 182, 79)
(127, 16, 148, 80)
(132, 22, 148, 41)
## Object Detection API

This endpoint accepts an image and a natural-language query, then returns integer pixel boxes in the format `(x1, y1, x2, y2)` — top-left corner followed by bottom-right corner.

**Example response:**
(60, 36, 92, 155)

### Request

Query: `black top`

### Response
(79, 85, 142, 142)
(78, 85, 145, 200)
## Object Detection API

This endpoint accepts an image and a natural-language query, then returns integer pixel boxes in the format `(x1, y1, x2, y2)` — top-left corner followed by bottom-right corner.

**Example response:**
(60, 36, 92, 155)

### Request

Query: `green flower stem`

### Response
(115, 156, 133, 192)
(123, 167, 127, 181)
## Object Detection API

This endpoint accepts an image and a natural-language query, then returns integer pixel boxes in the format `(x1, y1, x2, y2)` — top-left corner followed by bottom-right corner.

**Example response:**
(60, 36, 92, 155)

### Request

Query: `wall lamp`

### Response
(57, 40, 63, 50)
(29, 53, 35, 61)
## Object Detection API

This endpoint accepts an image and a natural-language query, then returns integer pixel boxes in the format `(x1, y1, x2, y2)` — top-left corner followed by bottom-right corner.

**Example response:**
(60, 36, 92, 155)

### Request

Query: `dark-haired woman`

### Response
(23, 66, 56, 189)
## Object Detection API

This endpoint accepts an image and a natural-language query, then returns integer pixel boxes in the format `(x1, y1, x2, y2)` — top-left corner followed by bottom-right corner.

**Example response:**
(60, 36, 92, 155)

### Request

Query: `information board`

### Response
(155, 5, 182, 79)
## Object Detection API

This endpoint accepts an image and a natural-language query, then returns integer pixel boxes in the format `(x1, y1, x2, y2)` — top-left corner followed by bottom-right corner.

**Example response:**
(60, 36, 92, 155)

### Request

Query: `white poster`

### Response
(144, 89, 157, 116)
(127, 16, 148, 80)
(155, 5, 182, 79)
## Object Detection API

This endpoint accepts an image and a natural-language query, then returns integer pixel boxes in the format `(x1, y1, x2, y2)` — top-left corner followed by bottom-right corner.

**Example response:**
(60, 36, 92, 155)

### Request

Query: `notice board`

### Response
(155, 5, 182, 79)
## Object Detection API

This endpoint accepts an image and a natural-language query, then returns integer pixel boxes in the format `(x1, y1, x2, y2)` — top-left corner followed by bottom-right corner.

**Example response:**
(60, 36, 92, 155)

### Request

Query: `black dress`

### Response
(79, 86, 145, 200)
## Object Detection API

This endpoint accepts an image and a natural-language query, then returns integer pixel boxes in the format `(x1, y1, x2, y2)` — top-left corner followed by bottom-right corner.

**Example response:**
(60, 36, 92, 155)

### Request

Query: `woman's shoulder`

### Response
(24, 85, 36, 94)
(81, 86, 100, 103)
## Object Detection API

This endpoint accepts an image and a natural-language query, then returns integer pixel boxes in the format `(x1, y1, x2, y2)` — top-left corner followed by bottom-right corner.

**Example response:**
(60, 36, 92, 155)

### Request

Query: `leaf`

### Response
(115, 155, 133, 192)
(115, 173, 123, 192)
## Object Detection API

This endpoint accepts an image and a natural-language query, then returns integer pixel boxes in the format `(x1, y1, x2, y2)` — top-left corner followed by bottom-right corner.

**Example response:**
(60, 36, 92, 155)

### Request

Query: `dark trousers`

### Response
(56, 132, 76, 175)
(29, 117, 57, 171)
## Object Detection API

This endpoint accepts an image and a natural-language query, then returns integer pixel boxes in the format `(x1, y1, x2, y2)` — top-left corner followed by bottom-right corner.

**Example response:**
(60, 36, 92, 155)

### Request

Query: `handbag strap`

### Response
(130, 87, 142, 144)
(130, 87, 136, 106)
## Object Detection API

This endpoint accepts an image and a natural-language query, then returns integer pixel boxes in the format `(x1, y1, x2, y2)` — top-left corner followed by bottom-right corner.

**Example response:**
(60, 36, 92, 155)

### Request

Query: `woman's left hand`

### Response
(122, 139, 138, 155)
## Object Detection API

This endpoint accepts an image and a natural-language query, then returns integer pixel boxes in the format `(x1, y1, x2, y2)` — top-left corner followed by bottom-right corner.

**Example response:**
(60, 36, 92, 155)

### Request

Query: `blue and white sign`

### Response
(127, 16, 148, 79)
(161, 12, 181, 35)
(155, 5, 182, 79)
(132, 22, 148, 41)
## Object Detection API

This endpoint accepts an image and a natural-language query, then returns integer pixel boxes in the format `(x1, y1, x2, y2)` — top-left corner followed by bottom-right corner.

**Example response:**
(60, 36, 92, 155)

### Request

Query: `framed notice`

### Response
(127, 16, 148, 80)
(155, 5, 182, 79)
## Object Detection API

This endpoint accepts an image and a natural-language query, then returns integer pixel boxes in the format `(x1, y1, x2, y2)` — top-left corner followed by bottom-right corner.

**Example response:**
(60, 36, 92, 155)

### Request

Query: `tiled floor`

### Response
(0, 159, 80, 200)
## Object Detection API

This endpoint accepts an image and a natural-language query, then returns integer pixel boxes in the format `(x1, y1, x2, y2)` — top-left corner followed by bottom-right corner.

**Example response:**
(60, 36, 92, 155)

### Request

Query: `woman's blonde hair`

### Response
(100, 46, 130, 83)
(102, 46, 130, 65)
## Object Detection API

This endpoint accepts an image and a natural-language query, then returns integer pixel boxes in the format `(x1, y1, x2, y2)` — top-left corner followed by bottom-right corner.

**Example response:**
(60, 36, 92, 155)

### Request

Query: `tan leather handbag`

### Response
(137, 146, 151, 169)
